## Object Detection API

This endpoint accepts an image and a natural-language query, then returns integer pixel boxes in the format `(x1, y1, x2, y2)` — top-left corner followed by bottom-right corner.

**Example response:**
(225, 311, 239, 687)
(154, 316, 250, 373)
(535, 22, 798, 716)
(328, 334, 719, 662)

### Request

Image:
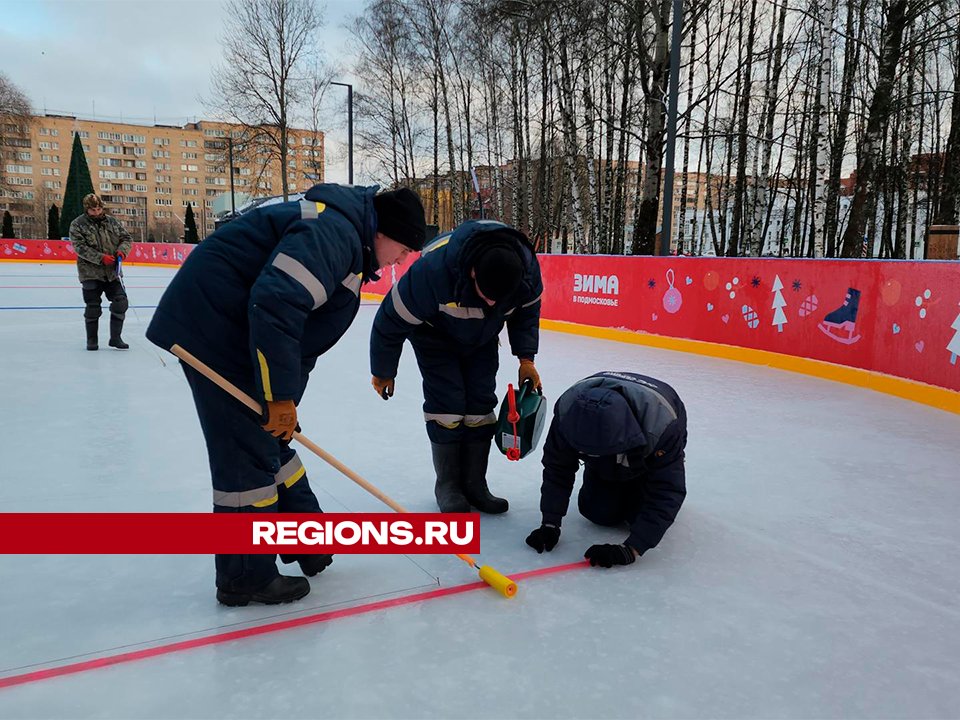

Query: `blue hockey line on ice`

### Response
(0, 305, 158, 310)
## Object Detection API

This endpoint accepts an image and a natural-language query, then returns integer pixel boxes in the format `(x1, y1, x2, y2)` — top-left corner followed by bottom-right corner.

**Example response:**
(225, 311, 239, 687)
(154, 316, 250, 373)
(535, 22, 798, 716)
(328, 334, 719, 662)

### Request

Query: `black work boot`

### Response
(431, 442, 470, 513)
(108, 316, 129, 349)
(85, 319, 99, 351)
(299, 554, 333, 577)
(216, 575, 310, 607)
(461, 440, 509, 514)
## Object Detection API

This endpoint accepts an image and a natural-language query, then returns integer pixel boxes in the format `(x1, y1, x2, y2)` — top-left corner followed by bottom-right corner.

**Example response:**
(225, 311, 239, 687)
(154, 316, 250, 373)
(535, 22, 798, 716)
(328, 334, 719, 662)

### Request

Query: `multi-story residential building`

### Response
(1, 115, 324, 240)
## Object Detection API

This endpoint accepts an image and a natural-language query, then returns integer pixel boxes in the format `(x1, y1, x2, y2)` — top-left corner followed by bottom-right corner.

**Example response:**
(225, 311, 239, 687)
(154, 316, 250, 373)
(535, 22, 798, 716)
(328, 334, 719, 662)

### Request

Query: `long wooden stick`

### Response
(170, 344, 479, 569)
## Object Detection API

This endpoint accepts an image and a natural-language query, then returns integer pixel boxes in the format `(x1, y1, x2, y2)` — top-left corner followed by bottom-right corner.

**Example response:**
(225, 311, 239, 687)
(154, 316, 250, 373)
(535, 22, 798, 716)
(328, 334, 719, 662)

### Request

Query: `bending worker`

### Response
(148, 185, 426, 606)
(369, 219, 543, 514)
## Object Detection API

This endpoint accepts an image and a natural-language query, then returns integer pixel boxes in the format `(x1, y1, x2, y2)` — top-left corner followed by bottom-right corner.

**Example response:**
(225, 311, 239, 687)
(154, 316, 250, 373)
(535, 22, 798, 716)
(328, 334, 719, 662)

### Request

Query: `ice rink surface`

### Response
(1, 263, 959, 719)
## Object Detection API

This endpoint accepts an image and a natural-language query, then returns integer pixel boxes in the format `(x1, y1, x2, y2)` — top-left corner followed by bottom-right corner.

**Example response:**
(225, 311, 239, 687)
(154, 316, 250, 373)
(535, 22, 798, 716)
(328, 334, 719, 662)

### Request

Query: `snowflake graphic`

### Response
(792, 279, 802, 292)
(647, 278, 656, 289)
(667, 294, 677, 307)
(750, 276, 761, 288)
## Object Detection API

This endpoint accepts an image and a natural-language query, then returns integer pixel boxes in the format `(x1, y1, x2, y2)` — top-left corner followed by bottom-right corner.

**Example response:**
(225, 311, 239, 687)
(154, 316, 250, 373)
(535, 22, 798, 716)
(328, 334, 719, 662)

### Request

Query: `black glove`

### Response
(525, 524, 561, 553)
(584, 543, 637, 568)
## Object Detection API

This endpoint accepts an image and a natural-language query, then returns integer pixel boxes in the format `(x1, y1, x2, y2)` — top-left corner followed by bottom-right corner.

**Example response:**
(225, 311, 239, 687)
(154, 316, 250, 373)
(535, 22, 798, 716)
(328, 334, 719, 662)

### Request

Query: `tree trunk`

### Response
(932, 31, 960, 225)
(839, 0, 909, 257)
(634, 0, 671, 255)
(727, 0, 758, 256)
(811, 0, 838, 256)
(825, 0, 866, 256)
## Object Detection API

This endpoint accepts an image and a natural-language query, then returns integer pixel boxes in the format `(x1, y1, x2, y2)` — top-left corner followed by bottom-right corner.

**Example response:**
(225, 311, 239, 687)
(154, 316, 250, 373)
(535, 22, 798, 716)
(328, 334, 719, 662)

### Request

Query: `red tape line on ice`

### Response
(0, 560, 589, 690)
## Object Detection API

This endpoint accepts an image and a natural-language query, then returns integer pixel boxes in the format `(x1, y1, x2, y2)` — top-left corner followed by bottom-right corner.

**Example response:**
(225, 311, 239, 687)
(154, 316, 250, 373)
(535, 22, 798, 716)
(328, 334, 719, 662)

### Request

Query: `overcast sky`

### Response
(1, 0, 361, 183)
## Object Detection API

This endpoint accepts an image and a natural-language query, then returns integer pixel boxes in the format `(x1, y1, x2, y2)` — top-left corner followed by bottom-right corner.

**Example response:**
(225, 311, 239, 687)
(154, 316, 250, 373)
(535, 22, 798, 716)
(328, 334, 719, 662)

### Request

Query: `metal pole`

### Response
(228, 137, 236, 216)
(332, 82, 354, 184)
(660, 0, 684, 256)
(347, 85, 354, 185)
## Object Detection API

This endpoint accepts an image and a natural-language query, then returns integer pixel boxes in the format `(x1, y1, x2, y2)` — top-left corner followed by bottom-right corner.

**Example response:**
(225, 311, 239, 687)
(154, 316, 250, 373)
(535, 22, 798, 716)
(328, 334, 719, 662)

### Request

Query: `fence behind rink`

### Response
(6, 239, 959, 407)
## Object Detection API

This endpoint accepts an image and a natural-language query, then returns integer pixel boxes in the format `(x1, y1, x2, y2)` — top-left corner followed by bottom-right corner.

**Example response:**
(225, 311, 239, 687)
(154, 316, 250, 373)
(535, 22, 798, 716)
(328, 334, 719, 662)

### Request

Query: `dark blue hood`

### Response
(558, 387, 646, 456)
(443, 220, 538, 307)
(304, 183, 380, 280)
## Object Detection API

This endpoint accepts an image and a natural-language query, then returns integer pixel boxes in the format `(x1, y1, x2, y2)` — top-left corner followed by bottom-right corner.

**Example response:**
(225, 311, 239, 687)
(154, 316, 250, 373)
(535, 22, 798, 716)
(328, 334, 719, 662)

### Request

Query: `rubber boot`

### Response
(108, 316, 129, 349)
(299, 554, 333, 577)
(216, 575, 310, 607)
(85, 319, 99, 351)
(461, 440, 508, 514)
(431, 442, 470, 513)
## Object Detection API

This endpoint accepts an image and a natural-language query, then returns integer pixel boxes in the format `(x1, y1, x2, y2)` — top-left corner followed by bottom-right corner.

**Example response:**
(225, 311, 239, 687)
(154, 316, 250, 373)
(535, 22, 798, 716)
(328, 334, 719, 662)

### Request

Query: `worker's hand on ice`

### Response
(261, 399, 298, 440)
(584, 543, 637, 568)
(101, 253, 116, 266)
(372, 376, 395, 400)
(518, 358, 542, 392)
(525, 524, 560, 553)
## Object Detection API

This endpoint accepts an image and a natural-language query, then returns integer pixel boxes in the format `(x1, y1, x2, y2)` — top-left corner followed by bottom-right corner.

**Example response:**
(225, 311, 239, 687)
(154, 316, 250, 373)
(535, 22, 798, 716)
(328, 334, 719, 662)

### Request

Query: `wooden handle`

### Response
(169, 343, 479, 569)
(171, 343, 410, 514)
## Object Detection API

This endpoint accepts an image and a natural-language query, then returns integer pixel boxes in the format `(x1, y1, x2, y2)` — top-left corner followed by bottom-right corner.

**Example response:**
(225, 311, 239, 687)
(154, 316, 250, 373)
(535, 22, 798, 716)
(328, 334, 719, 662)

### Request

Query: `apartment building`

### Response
(1, 115, 324, 240)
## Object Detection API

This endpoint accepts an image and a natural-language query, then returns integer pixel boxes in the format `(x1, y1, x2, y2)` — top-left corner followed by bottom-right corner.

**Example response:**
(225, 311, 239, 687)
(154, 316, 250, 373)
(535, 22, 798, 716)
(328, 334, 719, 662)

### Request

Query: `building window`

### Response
(71, 130, 89, 139)
(38, 141, 51, 150)
(5, 164, 32, 174)
(100, 183, 111, 191)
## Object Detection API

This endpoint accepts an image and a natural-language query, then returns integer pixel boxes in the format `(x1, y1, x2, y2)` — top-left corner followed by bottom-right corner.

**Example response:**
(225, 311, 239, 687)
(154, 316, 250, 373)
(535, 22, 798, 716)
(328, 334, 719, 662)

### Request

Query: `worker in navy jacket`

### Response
(147, 185, 426, 606)
(526, 372, 688, 568)
(369, 220, 543, 514)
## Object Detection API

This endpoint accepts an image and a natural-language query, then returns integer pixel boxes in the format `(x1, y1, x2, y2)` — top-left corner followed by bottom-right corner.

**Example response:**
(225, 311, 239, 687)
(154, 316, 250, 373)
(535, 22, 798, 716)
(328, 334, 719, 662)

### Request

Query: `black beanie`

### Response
(473, 241, 524, 302)
(373, 188, 427, 251)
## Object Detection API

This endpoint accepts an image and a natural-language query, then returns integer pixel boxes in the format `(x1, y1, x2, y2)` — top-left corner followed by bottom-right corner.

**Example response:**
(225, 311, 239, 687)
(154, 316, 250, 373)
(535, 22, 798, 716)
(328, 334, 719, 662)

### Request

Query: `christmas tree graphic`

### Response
(948, 302, 960, 365)
(772, 275, 788, 333)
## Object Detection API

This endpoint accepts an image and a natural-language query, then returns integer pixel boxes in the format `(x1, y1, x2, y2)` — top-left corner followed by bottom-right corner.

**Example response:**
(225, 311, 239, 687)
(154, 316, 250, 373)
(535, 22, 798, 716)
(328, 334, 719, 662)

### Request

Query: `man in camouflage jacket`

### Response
(70, 194, 133, 350)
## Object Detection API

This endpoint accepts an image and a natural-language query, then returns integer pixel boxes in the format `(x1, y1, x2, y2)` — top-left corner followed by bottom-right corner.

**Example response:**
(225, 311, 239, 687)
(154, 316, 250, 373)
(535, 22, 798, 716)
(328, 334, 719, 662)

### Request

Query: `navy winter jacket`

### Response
(540, 372, 688, 554)
(147, 184, 380, 403)
(369, 220, 542, 379)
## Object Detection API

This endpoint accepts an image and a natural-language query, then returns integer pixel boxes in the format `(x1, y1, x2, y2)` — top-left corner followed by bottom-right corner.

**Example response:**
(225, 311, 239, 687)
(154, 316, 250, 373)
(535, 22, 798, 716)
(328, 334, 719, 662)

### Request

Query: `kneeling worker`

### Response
(526, 371, 687, 567)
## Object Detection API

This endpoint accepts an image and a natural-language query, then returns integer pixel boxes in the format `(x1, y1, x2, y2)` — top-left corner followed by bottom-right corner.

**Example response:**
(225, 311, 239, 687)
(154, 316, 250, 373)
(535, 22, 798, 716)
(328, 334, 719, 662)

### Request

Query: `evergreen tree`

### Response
(48, 204, 60, 240)
(0, 210, 16, 240)
(59, 133, 95, 238)
(184, 203, 199, 243)
(2, 211, 14, 238)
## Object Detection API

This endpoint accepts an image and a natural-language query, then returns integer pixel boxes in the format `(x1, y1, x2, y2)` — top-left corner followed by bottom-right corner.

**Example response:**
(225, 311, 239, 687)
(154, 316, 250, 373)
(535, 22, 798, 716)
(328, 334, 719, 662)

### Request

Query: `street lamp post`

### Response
(228, 136, 236, 216)
(660, 0, 685, 256)
(331, 81, 354, 185)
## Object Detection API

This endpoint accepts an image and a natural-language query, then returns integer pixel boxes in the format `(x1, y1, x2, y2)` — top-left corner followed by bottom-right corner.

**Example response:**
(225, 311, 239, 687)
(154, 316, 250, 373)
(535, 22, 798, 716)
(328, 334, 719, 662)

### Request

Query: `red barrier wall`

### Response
(6, 239, 958, 393)
(1, 239, 194, 266)
(540, 256, 960, 393)
(363, 253, 960, 394)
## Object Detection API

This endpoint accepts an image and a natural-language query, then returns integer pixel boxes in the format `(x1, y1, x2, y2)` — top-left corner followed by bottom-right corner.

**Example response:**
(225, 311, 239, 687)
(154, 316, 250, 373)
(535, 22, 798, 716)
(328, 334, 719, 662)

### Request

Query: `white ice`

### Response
(1, 262, 959, 719)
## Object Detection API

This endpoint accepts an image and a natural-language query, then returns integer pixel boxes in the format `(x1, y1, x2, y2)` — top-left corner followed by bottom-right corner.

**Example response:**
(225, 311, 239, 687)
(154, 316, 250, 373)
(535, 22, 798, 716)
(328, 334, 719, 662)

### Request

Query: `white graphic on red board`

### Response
(771, 275, 787, 332)
(662, 269, 683, 313)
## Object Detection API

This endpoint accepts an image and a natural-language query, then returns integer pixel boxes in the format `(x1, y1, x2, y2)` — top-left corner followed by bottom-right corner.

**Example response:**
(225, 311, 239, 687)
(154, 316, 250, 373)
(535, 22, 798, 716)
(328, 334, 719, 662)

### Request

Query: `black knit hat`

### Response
(373, 188, 427, 251)
(473, 241, 524, 302)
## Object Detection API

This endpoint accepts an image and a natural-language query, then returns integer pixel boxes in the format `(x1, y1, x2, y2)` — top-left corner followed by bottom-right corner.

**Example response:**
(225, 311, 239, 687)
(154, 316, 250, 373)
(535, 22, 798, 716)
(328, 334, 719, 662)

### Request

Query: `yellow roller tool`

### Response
(172, 344, 519, 598)
(457, 554, 518, 597)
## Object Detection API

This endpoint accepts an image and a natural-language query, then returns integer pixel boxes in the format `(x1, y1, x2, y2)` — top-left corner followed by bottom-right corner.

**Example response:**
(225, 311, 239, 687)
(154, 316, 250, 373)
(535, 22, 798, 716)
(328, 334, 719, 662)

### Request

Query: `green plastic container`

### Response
(495, 380, 548, 460)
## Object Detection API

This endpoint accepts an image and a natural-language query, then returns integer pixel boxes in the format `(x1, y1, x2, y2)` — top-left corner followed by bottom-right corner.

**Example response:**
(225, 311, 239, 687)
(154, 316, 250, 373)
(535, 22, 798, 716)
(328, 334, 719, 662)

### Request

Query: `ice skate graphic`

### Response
(819, 288, 862, 344)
